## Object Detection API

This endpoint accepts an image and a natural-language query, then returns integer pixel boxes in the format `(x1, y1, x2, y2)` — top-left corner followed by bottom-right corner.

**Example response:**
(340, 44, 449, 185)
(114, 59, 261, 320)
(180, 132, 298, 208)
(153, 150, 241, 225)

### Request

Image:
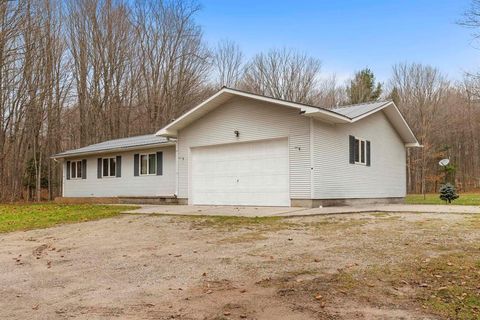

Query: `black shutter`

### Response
(134, 154, 139, 176)
(366, 141, 371, 166)
(156, 152, 163, 175)
(97, 158, 102, 179)
(82, 159, 87, 179)
(116, 156, 122, 177)
(66, 161, 71, 180)
(349, 135, 355, 164)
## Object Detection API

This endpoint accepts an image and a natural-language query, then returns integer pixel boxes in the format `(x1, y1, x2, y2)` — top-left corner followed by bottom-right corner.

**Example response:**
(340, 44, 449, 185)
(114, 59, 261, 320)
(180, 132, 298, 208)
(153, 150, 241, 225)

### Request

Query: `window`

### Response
(71, 160, 83, 179)
(102, 157, 116, 177)
(140, 153, 156, 175)
(355, 137, 367, 165)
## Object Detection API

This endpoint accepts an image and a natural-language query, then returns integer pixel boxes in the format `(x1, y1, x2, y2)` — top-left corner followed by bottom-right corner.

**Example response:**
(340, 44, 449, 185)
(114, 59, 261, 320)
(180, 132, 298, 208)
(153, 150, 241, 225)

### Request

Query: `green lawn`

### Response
(0, 204, 136, 233)
(406, 193, 480, 205)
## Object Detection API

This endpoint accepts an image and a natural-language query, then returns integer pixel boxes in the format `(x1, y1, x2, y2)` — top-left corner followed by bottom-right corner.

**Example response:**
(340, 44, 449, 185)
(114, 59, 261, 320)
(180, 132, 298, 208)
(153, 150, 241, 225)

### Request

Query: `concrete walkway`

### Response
(123, 204, 480, 217)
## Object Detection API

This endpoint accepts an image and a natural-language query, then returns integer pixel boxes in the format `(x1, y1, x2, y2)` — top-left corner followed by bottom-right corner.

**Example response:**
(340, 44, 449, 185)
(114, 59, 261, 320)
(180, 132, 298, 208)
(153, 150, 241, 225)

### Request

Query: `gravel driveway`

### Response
(0, 212, 478, 319)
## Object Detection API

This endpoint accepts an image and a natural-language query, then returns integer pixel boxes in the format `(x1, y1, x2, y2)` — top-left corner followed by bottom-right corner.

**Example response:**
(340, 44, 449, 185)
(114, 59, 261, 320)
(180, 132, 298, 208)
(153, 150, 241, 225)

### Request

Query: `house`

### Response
(52, 87, 420, 207)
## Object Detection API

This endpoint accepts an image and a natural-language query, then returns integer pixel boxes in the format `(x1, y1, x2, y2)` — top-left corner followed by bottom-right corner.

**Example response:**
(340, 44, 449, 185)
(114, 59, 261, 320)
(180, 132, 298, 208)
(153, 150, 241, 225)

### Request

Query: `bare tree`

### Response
(241, 48, 321, 104)
(67, 0, 136, 145)
(212, 39, 243, 88)
(389, 63, 449, 194)
(313, 74, 347, 108)
(459, 0, 480, 42)
(133, 0, 211, 131)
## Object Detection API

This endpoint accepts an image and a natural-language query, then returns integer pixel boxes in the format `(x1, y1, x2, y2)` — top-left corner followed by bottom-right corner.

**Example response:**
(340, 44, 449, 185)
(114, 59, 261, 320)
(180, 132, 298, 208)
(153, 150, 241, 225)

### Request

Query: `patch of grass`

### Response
(0, 203, 136, 233)
(406, 193, 480, 205)
(464, 215, 480, 229)
(218, 231, 268, 243)
(416, 253, 480, 319)
(369, 212, 391, 217)
(308, 217, 370, 232)
(173, 215, 295, 231)
(360, 251, 480, 319)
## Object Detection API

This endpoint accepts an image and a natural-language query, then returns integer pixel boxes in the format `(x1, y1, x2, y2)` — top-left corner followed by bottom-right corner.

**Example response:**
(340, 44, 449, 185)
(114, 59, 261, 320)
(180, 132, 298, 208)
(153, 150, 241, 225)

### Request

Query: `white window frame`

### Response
(71, 160, 83, 179)
(140, 153, 157, 176)
(354, 137, 367, 165)
(102, 157, 117, 178)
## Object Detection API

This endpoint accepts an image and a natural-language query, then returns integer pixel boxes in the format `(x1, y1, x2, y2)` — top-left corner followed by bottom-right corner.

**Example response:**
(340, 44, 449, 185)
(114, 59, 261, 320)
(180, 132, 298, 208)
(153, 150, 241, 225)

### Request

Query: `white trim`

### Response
(70, 160, 83, 180)
(384, 103, 418, 145)
(175, 142, 179, 197)
(102, 157, 117, 178)
(155, 88, 419, 147)
(353, 137, 367, 166)
(139, 153, 157, 176)
(350, 101, 418, 146)
(52, 142, 175, 159)
(156, 87, 351, 137)
(309, 117, 315, 199)
(406, 142, 422, 148)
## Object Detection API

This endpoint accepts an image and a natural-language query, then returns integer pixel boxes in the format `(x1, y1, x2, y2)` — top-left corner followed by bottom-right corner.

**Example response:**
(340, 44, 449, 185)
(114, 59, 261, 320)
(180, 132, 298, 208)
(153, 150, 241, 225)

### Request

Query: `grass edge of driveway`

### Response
(0, 204, 138, 233)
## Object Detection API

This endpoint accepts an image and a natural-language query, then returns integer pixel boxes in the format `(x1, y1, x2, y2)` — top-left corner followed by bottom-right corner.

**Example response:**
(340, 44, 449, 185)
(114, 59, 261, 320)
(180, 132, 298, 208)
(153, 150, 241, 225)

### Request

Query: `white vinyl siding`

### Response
(176, 96, 311, 201)
(312, 112, 406, 199)
(63, 146, 175, 197)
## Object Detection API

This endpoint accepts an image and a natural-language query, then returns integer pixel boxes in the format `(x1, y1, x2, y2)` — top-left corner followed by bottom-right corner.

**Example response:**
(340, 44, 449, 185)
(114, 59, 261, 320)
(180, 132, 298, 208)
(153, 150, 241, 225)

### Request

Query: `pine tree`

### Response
(346, 68, 382, 104)
(439, 183, 459, 204)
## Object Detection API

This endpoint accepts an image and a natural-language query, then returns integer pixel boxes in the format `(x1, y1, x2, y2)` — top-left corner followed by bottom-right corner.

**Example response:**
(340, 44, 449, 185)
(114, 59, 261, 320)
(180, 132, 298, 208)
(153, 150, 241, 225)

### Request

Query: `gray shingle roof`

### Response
(331, 100, 391, 119)
(53, 134, 173, 158)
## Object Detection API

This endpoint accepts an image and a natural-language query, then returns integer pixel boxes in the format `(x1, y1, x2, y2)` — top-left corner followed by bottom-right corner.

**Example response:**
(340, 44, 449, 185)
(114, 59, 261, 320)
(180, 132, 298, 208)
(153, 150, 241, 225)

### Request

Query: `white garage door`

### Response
(191, 139, 290, 206)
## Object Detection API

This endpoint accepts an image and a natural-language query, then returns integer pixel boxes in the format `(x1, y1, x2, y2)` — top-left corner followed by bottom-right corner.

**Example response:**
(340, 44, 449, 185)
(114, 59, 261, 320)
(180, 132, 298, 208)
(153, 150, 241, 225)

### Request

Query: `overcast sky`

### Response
(197, 0, 479, 84)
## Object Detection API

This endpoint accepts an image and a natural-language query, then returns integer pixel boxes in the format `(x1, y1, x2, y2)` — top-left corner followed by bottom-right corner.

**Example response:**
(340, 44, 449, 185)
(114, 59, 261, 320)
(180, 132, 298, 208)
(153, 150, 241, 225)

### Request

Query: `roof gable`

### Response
(156, 87, 419, 146)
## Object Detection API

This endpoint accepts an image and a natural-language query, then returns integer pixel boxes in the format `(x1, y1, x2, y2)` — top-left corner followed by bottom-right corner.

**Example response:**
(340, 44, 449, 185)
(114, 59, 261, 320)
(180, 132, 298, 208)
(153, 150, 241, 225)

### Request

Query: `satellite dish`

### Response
(439, 158, 450, 167)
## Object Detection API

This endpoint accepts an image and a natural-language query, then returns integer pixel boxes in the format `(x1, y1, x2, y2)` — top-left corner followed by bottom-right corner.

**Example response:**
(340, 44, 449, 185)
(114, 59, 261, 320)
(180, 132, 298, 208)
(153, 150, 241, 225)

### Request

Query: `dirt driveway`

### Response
(1, 212, 479, 319)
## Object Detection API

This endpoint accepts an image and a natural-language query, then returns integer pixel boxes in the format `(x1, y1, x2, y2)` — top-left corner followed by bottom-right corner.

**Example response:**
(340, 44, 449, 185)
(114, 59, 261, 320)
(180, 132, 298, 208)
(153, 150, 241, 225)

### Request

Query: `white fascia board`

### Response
(155, 87, 351, 137)
(303, 109, 351, 123)
(51, 142, 176, 160)
(381, 103, 419, 145)
(348, 101, 419, 146)
(155, 89, 228, 137)
(406, 142, 423, 148)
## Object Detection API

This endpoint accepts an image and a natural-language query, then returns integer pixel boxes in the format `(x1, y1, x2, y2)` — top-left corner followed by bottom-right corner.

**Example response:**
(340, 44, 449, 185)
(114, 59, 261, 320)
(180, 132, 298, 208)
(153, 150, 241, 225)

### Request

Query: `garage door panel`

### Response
(191, 139, 289, 206)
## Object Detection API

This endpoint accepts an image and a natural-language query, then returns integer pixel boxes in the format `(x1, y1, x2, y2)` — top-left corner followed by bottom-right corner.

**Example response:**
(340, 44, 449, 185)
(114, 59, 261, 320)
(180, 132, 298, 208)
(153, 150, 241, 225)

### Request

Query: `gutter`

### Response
(405, 143, 423, 148)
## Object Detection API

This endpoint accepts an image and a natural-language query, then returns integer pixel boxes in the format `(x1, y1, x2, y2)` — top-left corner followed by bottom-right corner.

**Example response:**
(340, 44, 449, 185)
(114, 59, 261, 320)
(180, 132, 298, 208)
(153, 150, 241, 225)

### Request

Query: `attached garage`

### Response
(154, 87, 419, 207)
(191, 139, 290, 206)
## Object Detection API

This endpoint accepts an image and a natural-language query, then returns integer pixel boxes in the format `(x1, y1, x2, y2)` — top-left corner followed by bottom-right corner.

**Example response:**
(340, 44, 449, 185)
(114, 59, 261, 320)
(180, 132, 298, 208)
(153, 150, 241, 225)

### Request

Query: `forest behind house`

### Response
(1, 0, 480, 201)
